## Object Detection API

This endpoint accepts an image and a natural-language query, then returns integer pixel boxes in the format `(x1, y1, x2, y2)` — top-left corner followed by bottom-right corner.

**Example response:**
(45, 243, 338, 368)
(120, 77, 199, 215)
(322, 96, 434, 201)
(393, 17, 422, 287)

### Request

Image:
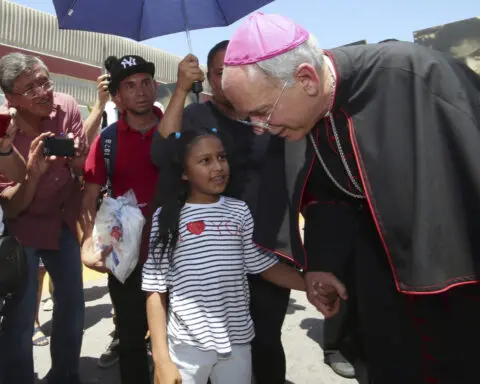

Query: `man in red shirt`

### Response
(81, 55, 161, 384)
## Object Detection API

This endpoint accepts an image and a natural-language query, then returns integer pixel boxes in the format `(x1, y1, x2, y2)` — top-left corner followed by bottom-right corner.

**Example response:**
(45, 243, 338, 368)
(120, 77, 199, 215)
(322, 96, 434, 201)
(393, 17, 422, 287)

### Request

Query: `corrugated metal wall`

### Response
(49, 74, 97, 106)
(0, 0, 209, 88)
(1, 1, 106, 67)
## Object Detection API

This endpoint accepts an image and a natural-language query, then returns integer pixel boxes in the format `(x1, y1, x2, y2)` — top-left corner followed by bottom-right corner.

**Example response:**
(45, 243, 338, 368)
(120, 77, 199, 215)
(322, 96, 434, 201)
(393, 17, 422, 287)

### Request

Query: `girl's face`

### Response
(182, 135, 230, 203)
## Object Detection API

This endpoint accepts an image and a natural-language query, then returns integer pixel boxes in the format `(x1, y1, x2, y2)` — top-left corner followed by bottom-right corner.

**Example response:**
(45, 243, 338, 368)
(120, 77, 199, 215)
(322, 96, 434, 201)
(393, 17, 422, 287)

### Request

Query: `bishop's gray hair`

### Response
(0, 53, 49, 94)
(247, 34, 324, 84)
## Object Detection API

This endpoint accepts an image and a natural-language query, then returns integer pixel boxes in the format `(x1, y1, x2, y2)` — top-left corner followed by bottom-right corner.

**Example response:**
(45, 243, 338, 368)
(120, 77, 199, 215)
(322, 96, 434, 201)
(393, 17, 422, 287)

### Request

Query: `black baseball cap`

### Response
(107, 55, 155, 95)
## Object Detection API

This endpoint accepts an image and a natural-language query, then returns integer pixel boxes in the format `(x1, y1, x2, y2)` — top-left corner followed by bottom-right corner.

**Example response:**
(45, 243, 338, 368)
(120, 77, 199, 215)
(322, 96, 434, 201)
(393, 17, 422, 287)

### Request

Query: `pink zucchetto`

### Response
(224, 12, 309, 66)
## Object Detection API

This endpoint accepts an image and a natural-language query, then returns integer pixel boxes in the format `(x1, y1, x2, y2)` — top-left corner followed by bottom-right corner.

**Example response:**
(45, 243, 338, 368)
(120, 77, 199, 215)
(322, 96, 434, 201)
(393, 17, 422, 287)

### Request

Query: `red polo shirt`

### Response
(0, 93, 85, 250)
(83, 107, 162, 264)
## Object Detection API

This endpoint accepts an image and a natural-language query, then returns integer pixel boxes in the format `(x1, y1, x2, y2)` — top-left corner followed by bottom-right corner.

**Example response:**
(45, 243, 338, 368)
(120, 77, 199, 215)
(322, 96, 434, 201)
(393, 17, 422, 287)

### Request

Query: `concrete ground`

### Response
(34, 274, 361, 384)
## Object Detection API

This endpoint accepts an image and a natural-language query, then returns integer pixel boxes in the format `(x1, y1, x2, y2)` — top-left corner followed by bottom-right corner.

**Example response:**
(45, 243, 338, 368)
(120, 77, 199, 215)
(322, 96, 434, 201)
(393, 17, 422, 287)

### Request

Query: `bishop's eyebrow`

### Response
(248, 104, 269, 115)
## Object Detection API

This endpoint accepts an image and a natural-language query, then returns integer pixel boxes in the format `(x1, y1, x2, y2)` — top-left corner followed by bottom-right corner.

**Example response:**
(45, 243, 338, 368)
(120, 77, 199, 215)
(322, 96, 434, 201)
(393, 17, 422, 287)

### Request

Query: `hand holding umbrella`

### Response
(176, 54, 205, 95)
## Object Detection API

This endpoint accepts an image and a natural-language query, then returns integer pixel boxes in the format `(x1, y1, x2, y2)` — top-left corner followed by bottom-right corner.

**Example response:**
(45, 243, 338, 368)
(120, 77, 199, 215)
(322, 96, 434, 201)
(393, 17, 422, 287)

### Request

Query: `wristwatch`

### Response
(0, 147, 13, 156)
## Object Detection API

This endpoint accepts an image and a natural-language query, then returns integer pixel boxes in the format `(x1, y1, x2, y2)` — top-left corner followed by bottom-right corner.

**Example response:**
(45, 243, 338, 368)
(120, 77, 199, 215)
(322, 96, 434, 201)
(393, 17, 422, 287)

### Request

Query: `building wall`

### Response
(414, 17, 480, 75)
(1, 0, 187, 83)
(0, 0, 211, 117)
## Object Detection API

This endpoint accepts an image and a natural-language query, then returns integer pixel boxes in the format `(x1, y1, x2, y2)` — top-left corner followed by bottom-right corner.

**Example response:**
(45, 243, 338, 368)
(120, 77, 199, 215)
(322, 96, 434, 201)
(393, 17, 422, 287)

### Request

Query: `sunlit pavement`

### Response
(34, 268, 360, 384)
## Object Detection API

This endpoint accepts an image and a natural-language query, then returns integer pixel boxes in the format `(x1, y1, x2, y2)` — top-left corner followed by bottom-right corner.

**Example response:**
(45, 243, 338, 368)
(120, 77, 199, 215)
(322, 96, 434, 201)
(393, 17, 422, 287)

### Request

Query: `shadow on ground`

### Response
(41, 303, 112, 335)
(286, 298, 306, 315)
(299, 317, 369, 383)
(299, 317, 325, 348)
(84, 285, 109, 303)
(34, 356, 119, 384)
(79, 356, 120, 384)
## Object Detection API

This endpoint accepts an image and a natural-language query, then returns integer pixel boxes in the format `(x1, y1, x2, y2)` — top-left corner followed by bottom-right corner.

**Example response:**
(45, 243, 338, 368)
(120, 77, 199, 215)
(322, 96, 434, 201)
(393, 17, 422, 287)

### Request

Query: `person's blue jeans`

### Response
(0, 226, 84, 384)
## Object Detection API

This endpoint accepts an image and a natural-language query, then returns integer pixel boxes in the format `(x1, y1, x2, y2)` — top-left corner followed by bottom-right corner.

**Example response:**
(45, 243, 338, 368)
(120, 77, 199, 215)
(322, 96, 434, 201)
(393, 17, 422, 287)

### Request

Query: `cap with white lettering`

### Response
(108, 55, 155, 95)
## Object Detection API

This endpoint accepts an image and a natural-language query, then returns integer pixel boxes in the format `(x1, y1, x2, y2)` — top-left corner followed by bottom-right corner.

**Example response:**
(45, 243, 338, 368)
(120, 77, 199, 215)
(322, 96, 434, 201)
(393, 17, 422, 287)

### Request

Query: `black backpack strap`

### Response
(100, 122, 118, 197)
(1, 216, 8, 237)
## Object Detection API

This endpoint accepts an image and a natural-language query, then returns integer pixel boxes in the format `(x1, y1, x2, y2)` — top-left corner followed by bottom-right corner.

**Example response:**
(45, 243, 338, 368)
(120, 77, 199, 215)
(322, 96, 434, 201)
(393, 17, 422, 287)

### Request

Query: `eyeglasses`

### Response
(15, 80, 54, 98)
(236, 81, 289, 131)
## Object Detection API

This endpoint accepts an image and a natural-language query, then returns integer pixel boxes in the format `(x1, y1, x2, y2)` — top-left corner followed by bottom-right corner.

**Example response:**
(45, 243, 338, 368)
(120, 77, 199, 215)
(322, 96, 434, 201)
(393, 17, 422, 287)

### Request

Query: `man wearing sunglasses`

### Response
(0, 53, 86, 384)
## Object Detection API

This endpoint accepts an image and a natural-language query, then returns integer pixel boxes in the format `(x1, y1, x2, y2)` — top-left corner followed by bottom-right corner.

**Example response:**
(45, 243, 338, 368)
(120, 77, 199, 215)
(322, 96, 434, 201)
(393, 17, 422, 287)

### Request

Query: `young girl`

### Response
(142, 128, 306, 384)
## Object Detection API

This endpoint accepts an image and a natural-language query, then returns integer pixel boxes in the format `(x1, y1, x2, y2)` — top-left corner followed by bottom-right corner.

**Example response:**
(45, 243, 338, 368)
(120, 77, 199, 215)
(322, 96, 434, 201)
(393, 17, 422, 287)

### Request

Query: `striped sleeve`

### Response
(241, 203, 278, 274)
(142, 208, 169, 293)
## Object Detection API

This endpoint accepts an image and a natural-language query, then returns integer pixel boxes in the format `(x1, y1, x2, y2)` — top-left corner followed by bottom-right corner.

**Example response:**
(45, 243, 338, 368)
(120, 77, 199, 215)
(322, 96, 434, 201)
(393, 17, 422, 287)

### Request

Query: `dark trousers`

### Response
(323, 286, 360, 364)
(323, 299, 348, 353)
(248, 274, 290, 384)
(0, 227, 84, 384)
(108, 265, 149, 384)
(352, 217, 480, 384)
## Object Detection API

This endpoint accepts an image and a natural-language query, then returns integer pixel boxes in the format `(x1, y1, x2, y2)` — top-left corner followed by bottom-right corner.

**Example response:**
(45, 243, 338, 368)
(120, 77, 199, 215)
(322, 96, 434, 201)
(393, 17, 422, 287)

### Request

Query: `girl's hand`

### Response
(154, 360, 182, 384)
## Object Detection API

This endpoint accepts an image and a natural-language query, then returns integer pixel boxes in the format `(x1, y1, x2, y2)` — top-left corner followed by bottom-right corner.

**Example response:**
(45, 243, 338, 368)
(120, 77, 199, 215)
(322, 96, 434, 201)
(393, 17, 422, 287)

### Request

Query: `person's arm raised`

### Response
(156, 54, 204, 138)
(83, 74, 110, 145)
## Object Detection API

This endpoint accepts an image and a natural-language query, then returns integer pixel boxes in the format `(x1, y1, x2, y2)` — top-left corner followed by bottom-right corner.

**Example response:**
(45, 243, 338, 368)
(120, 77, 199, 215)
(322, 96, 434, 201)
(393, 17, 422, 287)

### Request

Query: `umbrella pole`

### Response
(181, 0, 202, 103)
(185, 29, 193, 55)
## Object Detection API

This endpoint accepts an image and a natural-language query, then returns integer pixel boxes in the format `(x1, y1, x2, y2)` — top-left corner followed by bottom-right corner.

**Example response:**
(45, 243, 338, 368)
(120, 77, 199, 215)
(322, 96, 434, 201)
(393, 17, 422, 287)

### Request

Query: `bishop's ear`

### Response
(294, 63, 320, 96)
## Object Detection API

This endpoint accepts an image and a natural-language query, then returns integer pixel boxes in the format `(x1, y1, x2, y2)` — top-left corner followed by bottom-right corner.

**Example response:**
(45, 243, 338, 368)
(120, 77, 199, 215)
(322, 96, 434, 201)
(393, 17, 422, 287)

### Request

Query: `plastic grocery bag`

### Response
(93, 189, 145, 283)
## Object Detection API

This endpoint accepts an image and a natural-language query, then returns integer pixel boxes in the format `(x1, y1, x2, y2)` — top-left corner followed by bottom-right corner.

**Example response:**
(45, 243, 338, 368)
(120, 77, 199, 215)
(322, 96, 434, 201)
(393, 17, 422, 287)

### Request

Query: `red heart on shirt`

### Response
(187, 221, 206, 235)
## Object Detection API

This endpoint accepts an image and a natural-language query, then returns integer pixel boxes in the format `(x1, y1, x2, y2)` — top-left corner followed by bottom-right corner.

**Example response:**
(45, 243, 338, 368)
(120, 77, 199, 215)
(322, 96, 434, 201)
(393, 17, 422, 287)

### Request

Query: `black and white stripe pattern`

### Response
(142, 196, 278, 354)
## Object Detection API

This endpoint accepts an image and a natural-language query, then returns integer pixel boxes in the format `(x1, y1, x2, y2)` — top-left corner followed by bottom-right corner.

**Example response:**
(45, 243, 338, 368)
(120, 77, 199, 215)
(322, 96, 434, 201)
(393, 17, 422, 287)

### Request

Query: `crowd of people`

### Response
(0, 11, 479, 384)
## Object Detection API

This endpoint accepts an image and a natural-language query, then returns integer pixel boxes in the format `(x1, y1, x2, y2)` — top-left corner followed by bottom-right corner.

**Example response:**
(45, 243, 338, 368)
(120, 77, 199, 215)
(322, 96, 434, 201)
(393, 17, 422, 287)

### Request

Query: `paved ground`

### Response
(34, 275, 361, 384)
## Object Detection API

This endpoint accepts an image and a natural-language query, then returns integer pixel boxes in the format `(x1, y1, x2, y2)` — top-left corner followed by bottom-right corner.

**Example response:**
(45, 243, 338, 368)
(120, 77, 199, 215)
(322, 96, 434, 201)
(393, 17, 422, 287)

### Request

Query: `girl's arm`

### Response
(147, 291, 171, 363)
(146, 291, 182, 383)
(240, 203, 306, 292)
(260, 263, 306, 291)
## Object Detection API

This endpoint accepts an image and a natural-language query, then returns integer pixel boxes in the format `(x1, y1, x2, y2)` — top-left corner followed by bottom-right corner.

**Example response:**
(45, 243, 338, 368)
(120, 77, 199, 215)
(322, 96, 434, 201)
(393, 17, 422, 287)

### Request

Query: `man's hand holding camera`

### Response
(26, 132, 57, 180)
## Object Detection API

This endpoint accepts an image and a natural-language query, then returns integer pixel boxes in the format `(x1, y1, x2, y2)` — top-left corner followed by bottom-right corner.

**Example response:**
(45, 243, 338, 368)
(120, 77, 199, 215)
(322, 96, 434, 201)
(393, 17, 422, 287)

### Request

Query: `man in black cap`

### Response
(81, 55, 162, 384)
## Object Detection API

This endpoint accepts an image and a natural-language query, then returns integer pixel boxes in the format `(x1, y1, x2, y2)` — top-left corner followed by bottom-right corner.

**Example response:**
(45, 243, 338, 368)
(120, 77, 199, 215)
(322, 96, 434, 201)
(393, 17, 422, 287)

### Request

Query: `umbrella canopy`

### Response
(53, 0, 274, 42)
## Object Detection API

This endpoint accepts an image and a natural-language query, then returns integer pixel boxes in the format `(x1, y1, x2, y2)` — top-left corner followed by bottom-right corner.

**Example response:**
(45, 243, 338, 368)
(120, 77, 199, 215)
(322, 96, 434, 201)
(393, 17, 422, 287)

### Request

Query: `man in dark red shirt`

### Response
(0, 53, 87, 384)
(81, 55, 161, 384)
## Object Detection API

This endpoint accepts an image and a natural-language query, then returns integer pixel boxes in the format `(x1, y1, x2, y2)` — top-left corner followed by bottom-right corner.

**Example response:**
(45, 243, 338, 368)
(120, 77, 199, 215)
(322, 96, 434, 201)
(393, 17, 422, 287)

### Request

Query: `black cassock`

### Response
(253, 42, 480, 383)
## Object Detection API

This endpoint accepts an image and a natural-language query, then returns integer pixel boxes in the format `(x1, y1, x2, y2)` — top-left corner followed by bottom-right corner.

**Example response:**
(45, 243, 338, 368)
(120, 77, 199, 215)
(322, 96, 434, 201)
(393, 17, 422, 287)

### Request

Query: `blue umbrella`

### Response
(53, 0, 273, 46)
(53, 0, 274, 99)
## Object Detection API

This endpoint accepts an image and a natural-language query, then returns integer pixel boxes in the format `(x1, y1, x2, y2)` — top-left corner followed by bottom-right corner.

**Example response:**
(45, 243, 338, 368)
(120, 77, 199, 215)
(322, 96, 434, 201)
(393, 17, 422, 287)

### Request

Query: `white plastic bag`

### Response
(93, 189, 146, 283)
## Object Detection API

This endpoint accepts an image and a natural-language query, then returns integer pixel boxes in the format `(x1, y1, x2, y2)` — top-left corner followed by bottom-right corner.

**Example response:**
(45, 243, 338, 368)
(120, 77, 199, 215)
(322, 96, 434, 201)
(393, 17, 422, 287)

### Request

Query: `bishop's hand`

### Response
(305, 271, 348, 318)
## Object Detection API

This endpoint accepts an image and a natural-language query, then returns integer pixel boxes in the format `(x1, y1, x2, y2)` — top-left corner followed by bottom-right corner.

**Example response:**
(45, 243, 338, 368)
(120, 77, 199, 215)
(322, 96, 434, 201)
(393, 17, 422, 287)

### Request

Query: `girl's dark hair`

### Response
(151, 128, 223, 265)
(207, 40, 229, 71)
